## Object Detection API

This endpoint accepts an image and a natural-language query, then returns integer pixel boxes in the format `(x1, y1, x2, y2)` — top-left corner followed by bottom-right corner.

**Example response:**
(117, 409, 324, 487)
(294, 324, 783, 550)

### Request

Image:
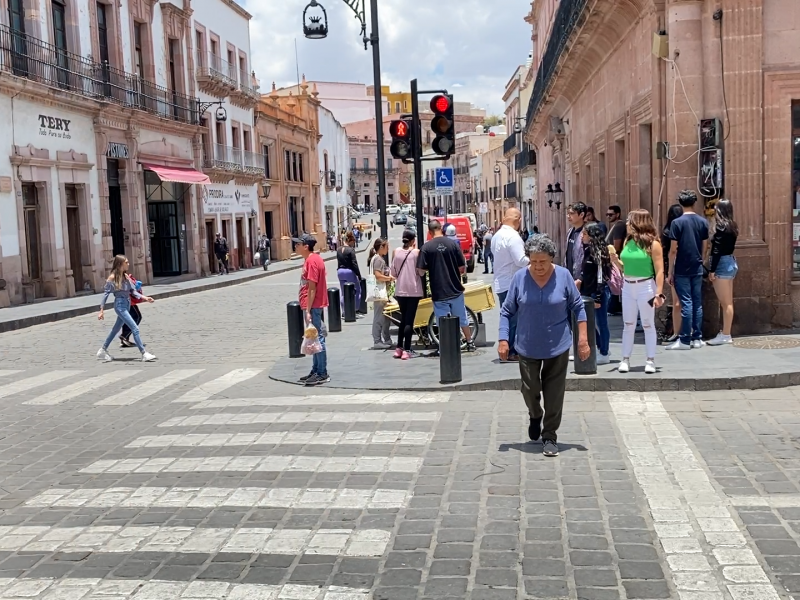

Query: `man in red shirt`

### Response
(295, 234, 330, 386)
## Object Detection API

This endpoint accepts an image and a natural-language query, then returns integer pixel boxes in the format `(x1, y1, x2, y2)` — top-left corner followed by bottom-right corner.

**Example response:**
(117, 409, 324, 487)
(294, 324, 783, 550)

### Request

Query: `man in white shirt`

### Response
(491, 208, 530, 361)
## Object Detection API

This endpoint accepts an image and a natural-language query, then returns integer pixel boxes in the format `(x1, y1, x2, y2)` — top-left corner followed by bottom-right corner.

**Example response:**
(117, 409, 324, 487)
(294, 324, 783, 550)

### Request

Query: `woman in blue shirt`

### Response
(499, 234, 589, 457)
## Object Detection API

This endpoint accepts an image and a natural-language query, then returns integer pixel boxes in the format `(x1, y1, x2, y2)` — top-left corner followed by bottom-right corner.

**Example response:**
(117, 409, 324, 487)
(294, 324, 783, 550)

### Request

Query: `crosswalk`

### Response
(0, 367, 451, 598)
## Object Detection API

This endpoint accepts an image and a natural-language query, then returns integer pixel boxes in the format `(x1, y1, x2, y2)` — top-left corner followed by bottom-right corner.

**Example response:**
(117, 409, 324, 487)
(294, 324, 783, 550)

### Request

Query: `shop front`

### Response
(202, 182, 258, 271)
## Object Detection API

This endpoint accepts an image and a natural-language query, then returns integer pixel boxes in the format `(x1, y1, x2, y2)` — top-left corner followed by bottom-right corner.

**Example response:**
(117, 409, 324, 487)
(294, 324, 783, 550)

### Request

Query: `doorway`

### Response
(205, 220, 216, 273)
(147, 201, 181, 276)
(236, 218, 246, 268)
(22, 183, 43, 297)
(65, 185, 86, 292)
(264, 211, 274, 240)
(107, 159, 124, 256)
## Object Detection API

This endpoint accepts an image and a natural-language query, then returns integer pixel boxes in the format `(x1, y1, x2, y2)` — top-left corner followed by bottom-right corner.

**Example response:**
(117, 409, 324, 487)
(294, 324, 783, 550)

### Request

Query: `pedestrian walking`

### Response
(483, 228, 494, 274)
(498, 234, 589, 457)
(580, 224, 612, 365)
(256, 233, 271, 271)
(391, 229, 424, 360)
(565, 202, 587, 361)
(295, 234, 330, 386)
(605, 205, 627, 315)
(707, 199, 738, 345)
(368, 238, 395, 349)
(417, 220, 475, 352)
(491, 208, 529, 362)
(214, 233, 229, 275)
(667, 190, 709, 351)
(119, 272, 143, 348)
(97, 255, 156, 363)
(611, 209, 665, 374)
(337, 232, 363, 315)
(662, 204, 684, 341)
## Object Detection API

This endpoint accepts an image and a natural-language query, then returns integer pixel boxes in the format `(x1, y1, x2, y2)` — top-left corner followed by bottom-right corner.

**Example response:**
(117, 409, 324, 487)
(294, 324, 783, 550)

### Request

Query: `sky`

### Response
(243, 0, 533, 117)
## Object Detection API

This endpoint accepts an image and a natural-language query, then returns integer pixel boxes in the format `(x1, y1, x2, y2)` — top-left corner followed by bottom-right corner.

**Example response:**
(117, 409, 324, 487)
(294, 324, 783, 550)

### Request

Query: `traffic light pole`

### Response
(411, 79, 425, 240)
(369, 0, 388, 240)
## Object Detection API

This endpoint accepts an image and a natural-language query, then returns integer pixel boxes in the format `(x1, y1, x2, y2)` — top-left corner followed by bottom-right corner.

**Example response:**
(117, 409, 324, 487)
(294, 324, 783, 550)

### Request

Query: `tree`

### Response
(483, 115, 504, 128)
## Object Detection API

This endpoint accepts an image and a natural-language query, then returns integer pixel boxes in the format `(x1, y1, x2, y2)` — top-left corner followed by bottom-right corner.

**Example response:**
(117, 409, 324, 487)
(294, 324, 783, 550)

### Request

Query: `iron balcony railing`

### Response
(526, 0, 588, 126)
(238, 71, 260, 100)
(515, 146, 537, 171)
(197, 51, 237, 88)
(0, 24, 199, 124)
(242, 150, 266, 176)
(503, 131, 518, 155)
(205, 143, 243, 172)
(504, 181, 517, 199)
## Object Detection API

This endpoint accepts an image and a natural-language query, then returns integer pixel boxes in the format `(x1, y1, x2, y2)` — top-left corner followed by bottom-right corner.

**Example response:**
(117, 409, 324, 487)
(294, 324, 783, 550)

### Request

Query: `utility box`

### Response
(652, 32, 668, 58)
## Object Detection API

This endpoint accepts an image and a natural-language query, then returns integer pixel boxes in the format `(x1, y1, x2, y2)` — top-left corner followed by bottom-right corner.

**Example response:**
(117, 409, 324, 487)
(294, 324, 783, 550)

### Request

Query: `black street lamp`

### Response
(302, 0, 388, 239)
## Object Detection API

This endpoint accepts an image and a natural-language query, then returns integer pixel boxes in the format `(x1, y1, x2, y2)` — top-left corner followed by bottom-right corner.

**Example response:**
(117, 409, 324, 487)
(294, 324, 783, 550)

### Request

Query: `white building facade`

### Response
(317, 105, 349, 237)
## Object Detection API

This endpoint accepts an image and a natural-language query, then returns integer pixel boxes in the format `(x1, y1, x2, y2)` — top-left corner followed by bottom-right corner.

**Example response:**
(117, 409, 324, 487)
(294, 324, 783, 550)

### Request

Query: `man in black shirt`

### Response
(417, 220, 474, 351)
(213, 233, 229, 275)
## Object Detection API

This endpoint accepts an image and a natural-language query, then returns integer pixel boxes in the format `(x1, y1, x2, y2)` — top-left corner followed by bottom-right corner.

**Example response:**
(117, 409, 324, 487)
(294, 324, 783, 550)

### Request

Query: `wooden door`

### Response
(22, 183, 42, 298)
(236, 218, 246, 269)
(205, 221, 216, 273)
(65, 185, 84, 292)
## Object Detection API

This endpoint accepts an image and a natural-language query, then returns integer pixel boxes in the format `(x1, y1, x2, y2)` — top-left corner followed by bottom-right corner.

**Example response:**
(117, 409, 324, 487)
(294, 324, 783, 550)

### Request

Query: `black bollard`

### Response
(573, 298, 597, 375)
(343, 283, 357, 323)
(358, 278, 368, 314)
(287, 302, 304, 358)
(327, 288, 342, 332)
(439, 316, 463, 384)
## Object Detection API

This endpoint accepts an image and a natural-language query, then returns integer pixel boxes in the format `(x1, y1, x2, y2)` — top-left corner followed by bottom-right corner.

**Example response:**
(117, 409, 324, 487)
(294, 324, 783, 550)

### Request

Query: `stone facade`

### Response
(525, 0, 800, 333)
(346, 117, 404, 209)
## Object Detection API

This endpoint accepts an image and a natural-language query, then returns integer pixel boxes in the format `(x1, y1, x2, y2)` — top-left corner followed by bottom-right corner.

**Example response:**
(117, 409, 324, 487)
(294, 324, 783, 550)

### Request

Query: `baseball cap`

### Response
(292, 233, 317, 248)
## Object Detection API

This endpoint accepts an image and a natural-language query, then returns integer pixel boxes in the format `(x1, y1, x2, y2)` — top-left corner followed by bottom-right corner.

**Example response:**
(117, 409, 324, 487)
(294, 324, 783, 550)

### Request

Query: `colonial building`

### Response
(193, 0, 263, 273)
(346, 117, 404, 210)
(317, 105, 350, 235)
(255, 80, 322, 261)
(524, 0, 800, 333)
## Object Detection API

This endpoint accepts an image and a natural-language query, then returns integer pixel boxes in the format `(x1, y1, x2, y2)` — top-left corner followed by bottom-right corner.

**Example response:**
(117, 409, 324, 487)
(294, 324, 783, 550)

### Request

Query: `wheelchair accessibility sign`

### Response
(435, 167, 454, 193)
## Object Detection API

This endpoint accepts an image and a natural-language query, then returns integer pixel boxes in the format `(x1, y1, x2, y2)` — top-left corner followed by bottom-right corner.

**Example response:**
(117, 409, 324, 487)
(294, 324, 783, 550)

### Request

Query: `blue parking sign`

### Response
(435, 168, 454, 192)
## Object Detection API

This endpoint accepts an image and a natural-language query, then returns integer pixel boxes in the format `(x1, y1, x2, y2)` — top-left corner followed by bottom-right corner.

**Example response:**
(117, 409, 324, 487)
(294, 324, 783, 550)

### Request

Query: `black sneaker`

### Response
(543, 440, 559, 457)
(465, 341, 476, 353)
(528, 416, 542, 441)
(305, 373, 331, 386)
(299, 372, 315, 383)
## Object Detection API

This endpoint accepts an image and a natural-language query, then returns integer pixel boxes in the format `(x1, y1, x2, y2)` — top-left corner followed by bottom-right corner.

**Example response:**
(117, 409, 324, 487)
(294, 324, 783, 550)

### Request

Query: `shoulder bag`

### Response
(366, 255, 388, 303)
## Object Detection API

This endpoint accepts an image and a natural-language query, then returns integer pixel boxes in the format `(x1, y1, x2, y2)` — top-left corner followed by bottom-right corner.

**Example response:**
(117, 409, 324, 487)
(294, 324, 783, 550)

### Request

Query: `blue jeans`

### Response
(310, 308, 328, 376)
(433, 294, 469, 327)
(483, 251, 493, 273)
(104, 297, 145, 352)
(674, 274, 704, 345)
(593, 286, 610, 356)
(498, 290, 518, 357)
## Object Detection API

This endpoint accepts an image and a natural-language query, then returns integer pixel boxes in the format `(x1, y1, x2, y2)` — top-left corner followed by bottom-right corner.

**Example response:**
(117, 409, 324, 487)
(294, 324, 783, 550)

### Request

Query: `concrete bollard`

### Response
(439, 316, 463, 384)
(327, 288, 342, 332)
(343, 283, 357, 323)
(287, 302, 304, 358)
(573, 298, 597, 375)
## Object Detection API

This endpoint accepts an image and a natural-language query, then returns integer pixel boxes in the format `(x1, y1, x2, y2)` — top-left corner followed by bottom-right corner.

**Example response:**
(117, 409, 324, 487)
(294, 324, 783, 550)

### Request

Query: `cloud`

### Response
(244, 0, 531, 115)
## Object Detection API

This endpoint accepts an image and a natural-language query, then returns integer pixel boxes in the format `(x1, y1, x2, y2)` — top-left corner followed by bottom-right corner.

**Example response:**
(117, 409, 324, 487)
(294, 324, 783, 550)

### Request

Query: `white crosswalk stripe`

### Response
(172, 368, 263, 403)
(0, 370, 21, 379)
(188, 391, 451, 409)
(27, 486, 409, 509)
(126, 429, 433, 448)
(0, 579, 369, 599)
(81, 455, 424, 474)
(158, 411, 440, 427)
(0, 370, 81, 399)
(95, 369, 204, 406)
(24, 370, 141, 405)
(0, 525, 391, 556)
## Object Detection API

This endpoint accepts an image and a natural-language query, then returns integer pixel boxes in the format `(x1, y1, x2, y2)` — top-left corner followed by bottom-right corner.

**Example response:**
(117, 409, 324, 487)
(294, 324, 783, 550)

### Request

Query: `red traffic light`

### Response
(431, 95, 451, 114)
(390, 120, 410, 139)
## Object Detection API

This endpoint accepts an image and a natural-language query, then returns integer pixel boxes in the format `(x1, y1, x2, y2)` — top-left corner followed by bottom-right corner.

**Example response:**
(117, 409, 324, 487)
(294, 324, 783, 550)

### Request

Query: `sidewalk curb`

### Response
(0, 249, 363, 334)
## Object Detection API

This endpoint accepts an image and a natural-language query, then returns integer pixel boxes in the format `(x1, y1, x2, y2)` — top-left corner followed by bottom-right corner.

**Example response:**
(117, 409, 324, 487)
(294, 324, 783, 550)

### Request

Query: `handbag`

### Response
(607, 264, 623, 295)
(366, 256, 388, 303)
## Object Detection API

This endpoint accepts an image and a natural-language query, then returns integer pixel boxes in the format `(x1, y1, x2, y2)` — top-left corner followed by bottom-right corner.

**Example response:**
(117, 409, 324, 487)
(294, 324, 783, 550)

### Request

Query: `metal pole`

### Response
(411, 79, 424, 239)
(369, 0, 388, 240)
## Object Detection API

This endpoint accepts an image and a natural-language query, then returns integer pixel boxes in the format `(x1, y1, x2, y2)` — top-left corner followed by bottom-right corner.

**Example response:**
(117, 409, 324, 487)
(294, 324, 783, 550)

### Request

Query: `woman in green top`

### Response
(609, 209, 665, 374)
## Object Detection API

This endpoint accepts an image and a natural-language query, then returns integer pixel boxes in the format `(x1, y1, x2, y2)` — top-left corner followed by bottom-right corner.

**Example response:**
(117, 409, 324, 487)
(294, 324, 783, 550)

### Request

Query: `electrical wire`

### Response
(718, 17, 731, 141)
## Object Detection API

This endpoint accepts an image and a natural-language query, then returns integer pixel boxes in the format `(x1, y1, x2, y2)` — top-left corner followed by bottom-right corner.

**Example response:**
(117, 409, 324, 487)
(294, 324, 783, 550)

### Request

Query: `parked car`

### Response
(394, 212, 408, 225)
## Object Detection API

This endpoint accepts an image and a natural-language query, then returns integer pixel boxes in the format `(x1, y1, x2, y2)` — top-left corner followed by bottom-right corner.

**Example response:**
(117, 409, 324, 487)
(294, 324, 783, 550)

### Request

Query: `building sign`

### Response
(203, 184, 254, 214)
(106, 142, 129, 159)
(37, 114, 71, 139)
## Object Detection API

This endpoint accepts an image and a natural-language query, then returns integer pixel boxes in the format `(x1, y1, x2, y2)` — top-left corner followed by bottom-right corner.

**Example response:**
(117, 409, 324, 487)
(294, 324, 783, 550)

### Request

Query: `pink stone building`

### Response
(525, 0, 800, 334)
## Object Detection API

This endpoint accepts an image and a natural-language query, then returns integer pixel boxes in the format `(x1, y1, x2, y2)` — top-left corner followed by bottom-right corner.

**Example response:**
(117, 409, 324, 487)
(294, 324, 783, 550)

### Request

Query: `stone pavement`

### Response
(0, 367, 796, 599)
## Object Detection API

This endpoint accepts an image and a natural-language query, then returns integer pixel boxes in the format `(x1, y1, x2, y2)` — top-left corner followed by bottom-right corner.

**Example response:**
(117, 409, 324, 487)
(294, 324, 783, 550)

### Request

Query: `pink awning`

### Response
(142, 163, 210, 185)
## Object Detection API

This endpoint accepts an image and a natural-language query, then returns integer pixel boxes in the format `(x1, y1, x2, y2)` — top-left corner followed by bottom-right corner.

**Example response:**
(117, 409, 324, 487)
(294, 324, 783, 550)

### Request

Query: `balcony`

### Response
(504, 181, 517, 200)
(526, 0, 588, 126)
(204, 144, 266, 183)
(0, 24, 199, 124)
(196, 51, 237, 98)
(503, 131, 518, 156)
(230, 70, 260, 108)
(515, 146, 537, 171)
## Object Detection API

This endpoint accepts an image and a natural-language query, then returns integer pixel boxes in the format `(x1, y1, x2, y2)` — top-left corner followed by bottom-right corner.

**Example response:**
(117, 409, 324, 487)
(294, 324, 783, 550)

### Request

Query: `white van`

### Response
(450, 213, 477, 233)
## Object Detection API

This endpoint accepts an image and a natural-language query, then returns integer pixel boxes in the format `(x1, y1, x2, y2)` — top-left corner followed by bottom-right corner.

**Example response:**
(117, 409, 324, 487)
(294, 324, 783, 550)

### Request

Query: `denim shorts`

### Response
(433, 294, 469, 327)
(714, 255, 738, 280)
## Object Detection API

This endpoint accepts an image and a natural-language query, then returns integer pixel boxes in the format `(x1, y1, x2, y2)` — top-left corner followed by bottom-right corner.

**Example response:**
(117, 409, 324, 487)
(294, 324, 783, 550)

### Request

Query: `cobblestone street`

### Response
(0, 253, 798, 598)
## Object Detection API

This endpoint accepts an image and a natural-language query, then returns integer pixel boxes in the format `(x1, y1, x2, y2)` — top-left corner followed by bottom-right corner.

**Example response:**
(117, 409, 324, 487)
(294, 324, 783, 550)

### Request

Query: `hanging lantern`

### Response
(303, 0, 329, 40)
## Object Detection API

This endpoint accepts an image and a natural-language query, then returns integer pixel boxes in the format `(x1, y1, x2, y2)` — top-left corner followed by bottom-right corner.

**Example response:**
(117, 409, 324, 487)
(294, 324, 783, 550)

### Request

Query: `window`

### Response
(215, 120, 224, 146)
(350, 157, 356, 170)
(52, 0, 68, 87)
(388, 182, 394, 187)
(263, 145, 271, 179)
(364, 183, 369, 188)
(299, 154, 304, 182)
(134, 23, 146, 79)
(97, 3, 110, 65)
(168, 39, 180, 118)
(285, 149, 291, 180)
(404, 100, 408, 110)
(227, 49, 235, 74)
(387, 158, 393, 171)
(243, 129, 251, 152)
(363, 158, 369, 170)
(323, 152, 329, 174)
(292, 152, 298, 181)
(195, 30, 204, 68)
(394, 101, 400, 113)
(231, 125, 240, 149)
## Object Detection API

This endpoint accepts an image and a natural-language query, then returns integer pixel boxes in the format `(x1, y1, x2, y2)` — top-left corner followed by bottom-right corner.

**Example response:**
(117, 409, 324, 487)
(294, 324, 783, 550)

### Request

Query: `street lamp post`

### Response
(303, 0, 388, 239)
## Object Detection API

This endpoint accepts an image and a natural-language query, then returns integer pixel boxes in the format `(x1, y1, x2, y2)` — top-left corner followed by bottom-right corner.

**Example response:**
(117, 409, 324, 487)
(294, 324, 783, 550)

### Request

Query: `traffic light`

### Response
(389, 118, 414, 161)
(430, 94, 455, 156)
